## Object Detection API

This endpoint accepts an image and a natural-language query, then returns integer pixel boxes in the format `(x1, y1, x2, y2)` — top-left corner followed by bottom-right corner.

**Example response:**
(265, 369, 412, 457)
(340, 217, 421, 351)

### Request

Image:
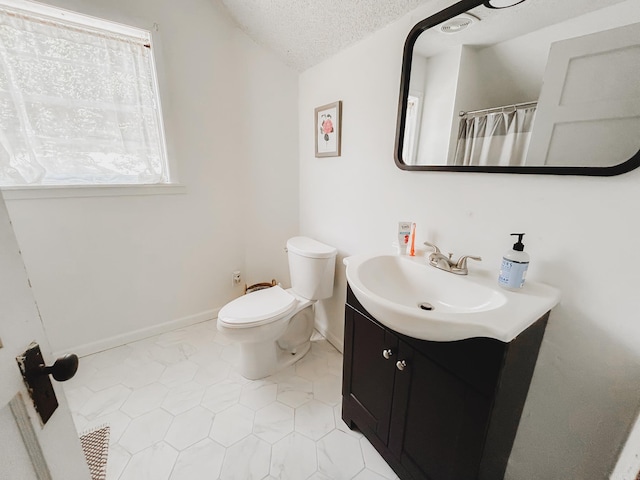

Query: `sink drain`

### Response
(418, 302, 434, 311)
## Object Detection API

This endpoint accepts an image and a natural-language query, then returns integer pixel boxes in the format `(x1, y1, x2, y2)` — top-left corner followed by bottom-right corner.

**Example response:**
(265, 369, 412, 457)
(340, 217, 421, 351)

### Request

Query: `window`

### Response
(0, 1, 169, 187)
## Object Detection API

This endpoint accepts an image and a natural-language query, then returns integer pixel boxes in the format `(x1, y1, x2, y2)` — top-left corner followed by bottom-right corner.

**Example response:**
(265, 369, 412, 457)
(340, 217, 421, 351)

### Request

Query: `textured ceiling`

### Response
(215, 0, 629, 71)
(216, 0, 434, 71)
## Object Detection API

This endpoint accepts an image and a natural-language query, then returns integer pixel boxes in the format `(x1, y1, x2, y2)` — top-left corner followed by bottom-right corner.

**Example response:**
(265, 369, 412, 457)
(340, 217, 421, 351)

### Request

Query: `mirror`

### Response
(395, 0, 640, 175)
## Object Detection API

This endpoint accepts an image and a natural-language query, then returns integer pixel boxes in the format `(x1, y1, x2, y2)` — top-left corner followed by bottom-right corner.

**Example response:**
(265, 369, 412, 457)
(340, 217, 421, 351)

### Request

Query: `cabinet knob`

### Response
(396, 360, 408, 371)
(382, 349, 393, 360)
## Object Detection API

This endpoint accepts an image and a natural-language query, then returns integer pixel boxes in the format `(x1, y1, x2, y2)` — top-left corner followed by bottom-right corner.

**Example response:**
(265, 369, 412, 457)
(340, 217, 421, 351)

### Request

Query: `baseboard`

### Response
(315, 322, 344, 354)
(610, 412, 640, 480)
(56, 308, 219, 358)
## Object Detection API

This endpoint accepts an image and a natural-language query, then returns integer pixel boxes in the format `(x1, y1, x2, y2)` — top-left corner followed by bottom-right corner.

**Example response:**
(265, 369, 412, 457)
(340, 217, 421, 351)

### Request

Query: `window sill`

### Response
(1, 183, 187, 200)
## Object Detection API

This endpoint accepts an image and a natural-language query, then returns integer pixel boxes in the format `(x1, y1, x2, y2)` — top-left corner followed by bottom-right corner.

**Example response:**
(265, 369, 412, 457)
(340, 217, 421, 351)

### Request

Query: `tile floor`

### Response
(63, 320, 400, 480)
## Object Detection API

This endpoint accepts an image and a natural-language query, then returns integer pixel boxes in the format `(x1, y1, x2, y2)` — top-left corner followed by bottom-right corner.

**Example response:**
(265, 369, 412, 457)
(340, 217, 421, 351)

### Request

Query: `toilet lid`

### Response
(287, 236, 337, 259)
(218, 285, 297, 328)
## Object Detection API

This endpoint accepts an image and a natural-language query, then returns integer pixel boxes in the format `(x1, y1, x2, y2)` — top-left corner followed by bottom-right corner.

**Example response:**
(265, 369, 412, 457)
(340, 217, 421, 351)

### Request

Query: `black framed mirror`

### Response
(394, 0, 640, 175)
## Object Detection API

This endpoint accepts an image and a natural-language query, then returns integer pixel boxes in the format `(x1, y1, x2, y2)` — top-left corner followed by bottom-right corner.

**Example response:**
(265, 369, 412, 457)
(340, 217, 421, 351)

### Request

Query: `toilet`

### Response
(217, 236, 337, 379)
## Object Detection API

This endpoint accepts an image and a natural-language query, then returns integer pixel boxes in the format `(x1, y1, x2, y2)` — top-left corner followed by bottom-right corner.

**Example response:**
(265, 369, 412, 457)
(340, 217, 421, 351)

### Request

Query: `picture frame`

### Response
(315, 101, 342, 157)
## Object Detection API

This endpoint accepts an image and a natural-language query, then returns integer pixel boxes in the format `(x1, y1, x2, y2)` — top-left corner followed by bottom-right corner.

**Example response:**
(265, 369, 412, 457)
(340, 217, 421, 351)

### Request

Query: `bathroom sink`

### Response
(344, 254, 561, 342)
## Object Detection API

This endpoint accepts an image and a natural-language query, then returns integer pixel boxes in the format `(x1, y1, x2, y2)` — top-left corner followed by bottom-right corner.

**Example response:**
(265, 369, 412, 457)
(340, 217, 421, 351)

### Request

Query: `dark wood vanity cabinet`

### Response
(342, 285, 549, 480)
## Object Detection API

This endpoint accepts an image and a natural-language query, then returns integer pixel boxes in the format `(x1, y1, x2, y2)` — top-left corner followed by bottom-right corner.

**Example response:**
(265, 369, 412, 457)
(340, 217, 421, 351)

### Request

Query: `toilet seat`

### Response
(218, 285, 297, 329)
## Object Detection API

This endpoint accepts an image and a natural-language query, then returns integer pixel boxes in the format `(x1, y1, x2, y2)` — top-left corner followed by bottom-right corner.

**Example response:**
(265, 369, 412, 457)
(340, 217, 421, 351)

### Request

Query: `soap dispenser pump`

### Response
(498, 233, 529, 290)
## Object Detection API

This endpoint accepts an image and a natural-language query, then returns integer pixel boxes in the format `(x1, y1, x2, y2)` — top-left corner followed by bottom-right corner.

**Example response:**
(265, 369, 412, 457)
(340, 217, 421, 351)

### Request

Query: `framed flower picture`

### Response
(315, 101, 342, 157)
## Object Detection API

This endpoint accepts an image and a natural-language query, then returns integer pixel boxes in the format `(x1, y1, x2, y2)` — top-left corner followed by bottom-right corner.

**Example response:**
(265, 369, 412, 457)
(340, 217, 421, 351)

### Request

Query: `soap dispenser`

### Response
(498, 233, 529, 290)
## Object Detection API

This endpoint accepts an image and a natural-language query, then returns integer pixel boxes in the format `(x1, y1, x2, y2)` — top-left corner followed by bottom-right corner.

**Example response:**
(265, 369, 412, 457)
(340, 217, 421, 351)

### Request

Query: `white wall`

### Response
(416, 47, 461, 164)
(234, 32, 300, 287)
(2, 0, 299, 356)
(299, 5, 640, 480)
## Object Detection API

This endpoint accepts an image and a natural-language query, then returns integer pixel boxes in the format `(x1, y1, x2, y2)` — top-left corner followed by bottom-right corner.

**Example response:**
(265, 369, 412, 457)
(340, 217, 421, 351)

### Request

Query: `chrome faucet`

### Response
(423, 241, 481, 275)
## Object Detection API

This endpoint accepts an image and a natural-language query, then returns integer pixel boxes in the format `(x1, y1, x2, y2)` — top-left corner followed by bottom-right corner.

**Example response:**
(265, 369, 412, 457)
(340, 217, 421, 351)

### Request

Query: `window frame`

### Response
(0, 0, 184, 198)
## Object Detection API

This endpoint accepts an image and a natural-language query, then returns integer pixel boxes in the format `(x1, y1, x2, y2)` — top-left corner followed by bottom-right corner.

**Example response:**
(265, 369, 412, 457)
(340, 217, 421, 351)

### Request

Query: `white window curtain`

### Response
(453, 106, 537, 167)
(0, 6, 167, 186)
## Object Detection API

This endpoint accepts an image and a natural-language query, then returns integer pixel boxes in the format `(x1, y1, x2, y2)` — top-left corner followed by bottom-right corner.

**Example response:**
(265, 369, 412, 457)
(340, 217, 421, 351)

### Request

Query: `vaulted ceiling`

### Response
(215, 0, 435, 71)
(215, 0, 628, 71)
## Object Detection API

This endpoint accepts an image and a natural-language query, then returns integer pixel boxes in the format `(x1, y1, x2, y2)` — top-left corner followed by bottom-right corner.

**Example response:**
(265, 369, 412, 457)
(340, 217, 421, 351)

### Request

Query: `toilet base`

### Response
(278, 339, 311, 371)
(238, 339, 311, 380)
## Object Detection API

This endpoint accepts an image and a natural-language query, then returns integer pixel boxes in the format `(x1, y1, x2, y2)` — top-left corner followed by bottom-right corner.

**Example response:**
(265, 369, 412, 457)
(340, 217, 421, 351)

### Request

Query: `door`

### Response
(526, 22, 640, 167)
(0, 194, 90, 479)
(389, 341, 491, 480)
(342, 305, 398, 444)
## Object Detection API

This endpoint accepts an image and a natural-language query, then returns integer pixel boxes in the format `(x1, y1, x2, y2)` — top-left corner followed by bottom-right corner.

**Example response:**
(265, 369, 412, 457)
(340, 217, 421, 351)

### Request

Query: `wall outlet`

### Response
(232, 271, 241, 285)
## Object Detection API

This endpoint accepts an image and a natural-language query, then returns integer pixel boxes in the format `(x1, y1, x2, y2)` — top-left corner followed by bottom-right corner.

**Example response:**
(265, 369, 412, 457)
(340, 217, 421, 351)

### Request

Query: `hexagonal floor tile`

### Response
(159, 360, 199, 388)
(193, 358, 232, 386)
(296, 352, 330, 381)
(307, 472, 334, 480)
(119, 409, 173, 454)
(209, 404, 254, 447)
(360, 437, 398, 479)
(317, 430, 365, 479)
(353, 469, 392, 480)
(312, 374, 342, 406)
(119, 442, 178, 480)
(83, 344, 133, 370)
(219, 435, 270, 480)
(64, 323, 389, 480)
(169, 438, 225, 480)
(85, 363, 128, 391)
(270, 432, 318, 479)
(333, 404, 362, 439)
(142, 343, 197, 366)
(64, 385, 94, 413)
(188, 345, 224, 368)
(253, 402, 294, 444)
(79, 384, 132, 420)
(121, 382, 169, 418)
(121, 357, 165, 389)
(155, 326, 214, 349)
(105, 444, 130, 480)
(276, 375, 313, 408)
(85, 409, 131, 446)
(161, 381, 205, 415)
(239, 380, 277, 410)
(295, 399, 335, 440)
(165, 406, 214, 451)
(201, 380, 243, 413)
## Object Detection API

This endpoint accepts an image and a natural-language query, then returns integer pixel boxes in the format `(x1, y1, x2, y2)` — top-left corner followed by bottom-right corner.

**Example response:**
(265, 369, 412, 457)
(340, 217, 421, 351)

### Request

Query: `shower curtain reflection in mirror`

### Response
(453, 105, 537, 166)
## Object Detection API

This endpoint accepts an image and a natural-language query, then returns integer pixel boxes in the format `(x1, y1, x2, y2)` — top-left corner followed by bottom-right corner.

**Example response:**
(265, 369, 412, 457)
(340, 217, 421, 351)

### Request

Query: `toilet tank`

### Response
(286, 237, 337, 300)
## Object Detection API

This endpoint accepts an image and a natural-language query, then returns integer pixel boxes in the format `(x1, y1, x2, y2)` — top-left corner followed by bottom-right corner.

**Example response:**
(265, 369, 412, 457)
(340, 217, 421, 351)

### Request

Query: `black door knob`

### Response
(40, 354, 79, 382)
(16, 343, 79, 425)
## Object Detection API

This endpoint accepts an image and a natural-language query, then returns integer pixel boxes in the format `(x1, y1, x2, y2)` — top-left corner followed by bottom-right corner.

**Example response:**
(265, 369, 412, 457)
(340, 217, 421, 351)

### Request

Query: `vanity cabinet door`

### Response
(342, 305, 398, 444)
(390, 341, 491, 480)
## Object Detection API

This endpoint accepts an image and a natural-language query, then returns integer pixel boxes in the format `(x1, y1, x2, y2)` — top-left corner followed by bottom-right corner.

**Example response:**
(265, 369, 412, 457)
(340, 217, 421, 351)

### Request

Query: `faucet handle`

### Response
(423, 241, 441, 254)
(455, 255, 482, 270)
